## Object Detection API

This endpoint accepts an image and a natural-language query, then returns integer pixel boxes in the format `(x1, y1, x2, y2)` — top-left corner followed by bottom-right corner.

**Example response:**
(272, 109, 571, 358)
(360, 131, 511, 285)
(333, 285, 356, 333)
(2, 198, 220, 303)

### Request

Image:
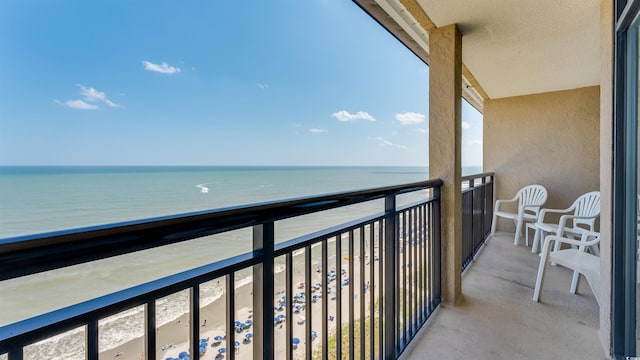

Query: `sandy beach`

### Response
(99, 238, 380, 360)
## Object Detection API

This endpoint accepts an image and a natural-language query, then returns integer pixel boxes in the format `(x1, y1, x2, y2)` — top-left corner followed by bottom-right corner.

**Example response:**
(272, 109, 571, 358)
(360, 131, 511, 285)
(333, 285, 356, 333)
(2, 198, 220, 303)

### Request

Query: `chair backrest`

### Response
(572, 191, 601, 229)
(517, 185, 548, 213)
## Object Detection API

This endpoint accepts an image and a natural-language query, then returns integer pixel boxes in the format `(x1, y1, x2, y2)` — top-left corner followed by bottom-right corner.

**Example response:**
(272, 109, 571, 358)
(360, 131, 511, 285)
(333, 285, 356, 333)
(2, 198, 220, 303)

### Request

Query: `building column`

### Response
(429, 24, 463, 304)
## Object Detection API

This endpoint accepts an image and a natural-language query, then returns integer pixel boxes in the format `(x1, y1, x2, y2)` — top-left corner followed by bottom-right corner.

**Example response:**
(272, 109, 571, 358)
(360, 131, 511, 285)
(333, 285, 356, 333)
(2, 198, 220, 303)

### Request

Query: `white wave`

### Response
(195, 184, 209, 193)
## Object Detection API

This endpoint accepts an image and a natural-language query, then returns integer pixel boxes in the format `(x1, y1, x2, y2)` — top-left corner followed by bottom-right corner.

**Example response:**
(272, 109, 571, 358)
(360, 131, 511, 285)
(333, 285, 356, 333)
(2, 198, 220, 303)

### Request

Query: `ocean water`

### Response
(0, 166, 480, 358)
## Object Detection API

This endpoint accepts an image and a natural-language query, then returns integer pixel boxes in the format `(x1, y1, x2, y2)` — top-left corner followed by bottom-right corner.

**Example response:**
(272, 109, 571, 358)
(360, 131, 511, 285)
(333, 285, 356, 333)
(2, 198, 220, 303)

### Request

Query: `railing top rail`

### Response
(461, 171, 495, 182)
(0, 179, 442, 281)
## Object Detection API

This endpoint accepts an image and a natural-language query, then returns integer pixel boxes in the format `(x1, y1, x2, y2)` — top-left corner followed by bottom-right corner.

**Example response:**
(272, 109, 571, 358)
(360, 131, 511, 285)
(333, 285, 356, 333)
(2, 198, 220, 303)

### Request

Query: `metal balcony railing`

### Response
(0, 179, 442, 360)
(461, 172, 494, 270)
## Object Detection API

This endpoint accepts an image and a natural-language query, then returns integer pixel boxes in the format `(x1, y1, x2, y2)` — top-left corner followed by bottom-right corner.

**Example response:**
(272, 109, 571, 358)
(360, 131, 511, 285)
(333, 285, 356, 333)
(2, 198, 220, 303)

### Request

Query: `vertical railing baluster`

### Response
(305, 245, 312, 360)
(253, 223, 275, 360)
(286, 253, 293, 360)
(369, 222, 375, 360)
(348, 229, 355, 360)
(433, 188, 442, 304)
(190, 285, 200, 360)
(402, 210, 408, 345)
(226, 273, 235, 360)
(423, 204, 428, 315)
(336, 232, 343, 360)
(146, 300, 156, 360)
(7, 348, 22, 360)
(383, 194, 396, 359)
(87, 321, 98, 360)
(378, 221, 384, 360)
(359, 226, 365, 359)
(411, 207, 420, 330)
(419, 204, 425, 322)
(428, 202, 434, 311)
(322, 238, 329, 360)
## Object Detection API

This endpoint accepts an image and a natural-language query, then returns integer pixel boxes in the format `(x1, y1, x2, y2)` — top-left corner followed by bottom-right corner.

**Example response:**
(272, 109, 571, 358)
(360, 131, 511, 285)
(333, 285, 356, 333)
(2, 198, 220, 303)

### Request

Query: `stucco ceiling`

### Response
(415, 0, 601, 99)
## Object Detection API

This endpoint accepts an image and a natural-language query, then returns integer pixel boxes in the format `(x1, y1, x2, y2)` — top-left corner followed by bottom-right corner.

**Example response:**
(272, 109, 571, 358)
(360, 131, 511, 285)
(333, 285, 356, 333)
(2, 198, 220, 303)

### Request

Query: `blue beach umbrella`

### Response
(245, 319, 252, 325)
(179, 351, 189, 358)
(245, 333, 253, 339)
(199, 346, 206, 355)
(292, 337, 301, 345)
(234, 320, 242, 327)
(218, 348, 226, 354)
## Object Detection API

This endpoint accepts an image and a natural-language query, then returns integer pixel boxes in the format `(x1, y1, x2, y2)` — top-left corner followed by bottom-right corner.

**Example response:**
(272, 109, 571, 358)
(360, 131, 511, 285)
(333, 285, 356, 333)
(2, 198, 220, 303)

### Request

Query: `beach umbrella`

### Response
(292, 337, 301, 345)
(234, 341, 240, 347)
(179, 351, 189, 359)
(218, 348, 226, 354)
(245, 333, 253, 339)
(234, 321, 242, 327)
(214, 335, 223, 341)
(245, 319, 252, 325)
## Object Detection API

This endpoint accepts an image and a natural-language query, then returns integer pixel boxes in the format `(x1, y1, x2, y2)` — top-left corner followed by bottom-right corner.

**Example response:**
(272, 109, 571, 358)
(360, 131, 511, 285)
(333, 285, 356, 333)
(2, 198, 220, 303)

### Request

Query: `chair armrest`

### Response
(538, 206, 575, 222)
(543, 232, 600, 251)
(495, 197, 518, 210)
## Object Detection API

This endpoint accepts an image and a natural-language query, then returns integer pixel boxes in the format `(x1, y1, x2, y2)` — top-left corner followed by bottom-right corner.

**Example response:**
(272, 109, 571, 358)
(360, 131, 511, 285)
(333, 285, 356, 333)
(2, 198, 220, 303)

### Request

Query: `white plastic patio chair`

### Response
(490, 184, 548, 245)
(532, 231, 601, 305)
(529, 191, 600, 254)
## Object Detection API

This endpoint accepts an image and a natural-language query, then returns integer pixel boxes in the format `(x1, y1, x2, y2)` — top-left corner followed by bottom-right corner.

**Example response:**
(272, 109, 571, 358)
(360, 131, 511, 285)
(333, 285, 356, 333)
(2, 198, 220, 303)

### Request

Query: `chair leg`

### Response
(490, 210, 498, 235)
(514, 216, 524, 245)
(570, 271, 580, 294)
(533, 242, 551, 302)
(553, 233, 562, 252)
(531, 228, 540, 253)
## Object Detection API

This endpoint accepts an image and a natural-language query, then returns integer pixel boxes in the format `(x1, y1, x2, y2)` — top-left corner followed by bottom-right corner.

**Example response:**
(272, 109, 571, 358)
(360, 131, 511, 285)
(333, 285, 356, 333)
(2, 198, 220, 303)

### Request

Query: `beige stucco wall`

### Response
(428, 24, 463, 305)
(598, 0, 613, 354)
(484, 86, 601, 232)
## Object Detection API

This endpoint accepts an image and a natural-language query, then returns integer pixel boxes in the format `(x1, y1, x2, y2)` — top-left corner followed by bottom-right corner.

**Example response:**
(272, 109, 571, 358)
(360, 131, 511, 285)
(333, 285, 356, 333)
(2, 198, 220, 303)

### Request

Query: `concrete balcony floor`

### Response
(401, 231, 604, 360)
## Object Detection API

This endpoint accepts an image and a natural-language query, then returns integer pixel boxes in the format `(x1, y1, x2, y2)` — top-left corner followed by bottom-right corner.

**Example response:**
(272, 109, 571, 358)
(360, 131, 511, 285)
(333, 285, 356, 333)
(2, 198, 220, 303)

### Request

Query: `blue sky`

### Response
(0, 0, 483, 167)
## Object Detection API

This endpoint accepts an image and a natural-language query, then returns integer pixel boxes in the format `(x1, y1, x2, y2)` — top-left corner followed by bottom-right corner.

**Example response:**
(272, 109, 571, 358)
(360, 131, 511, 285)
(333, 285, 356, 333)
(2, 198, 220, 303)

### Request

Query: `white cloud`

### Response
(55, 84, 120, 110)
(375, 136, 408, 149)
(331, 110, 375, 122)
(395, 112, 425, 125)
(257, 83, 270, 89)
(417, 128, 428, 134)
(462, 121, 471, 129)
(55, 99, 99, 110)
(142, 60, 181, 74)
(469, 140, 483, 145)
(78, 85, 120, 108)
(309, 128, 328, 133)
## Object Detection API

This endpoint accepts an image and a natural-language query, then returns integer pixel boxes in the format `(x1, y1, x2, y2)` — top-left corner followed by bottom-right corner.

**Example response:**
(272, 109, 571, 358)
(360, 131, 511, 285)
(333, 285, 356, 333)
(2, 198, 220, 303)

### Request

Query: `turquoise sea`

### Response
(0, 166, 480, 359)
(0, 166, 443, 238)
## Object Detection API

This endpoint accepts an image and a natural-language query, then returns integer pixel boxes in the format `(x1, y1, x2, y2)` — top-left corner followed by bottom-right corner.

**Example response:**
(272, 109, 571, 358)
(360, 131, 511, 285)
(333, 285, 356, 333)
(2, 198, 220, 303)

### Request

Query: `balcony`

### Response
(403, 230, 602, 360)
(0, 171, 609, 359)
